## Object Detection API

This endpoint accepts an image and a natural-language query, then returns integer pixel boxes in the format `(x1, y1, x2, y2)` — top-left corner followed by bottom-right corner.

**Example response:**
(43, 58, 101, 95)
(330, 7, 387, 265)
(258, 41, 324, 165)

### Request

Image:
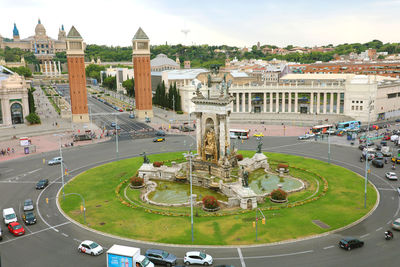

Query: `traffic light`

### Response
(262, 218, 266, 225)
(252, 221, 256, 228)
(46, 198, 49, 204)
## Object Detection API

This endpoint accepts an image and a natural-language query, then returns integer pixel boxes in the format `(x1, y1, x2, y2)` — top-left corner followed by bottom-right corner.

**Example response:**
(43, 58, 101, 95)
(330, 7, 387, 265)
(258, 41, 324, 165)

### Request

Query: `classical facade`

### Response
(66, 26, 89, 123)
(0, 69, 29, 126)
(176, 73, 400, 122)
(132, 28, 153, 119)
(0, 20, 66, 70)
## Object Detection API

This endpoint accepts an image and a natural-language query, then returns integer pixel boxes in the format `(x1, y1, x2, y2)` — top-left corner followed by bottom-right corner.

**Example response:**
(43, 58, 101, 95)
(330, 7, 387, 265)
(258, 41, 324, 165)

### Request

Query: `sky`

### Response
(1, 0, 400, 48)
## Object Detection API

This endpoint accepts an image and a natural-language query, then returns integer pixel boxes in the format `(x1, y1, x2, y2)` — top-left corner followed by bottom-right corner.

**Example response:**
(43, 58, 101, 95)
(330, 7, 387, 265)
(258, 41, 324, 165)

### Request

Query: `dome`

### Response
(35, 19, 46, 37)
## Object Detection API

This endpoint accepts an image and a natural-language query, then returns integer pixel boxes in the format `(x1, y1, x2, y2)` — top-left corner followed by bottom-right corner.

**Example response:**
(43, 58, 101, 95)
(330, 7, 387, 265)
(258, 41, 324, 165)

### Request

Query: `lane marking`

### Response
(28, 168, 42, 174)
(61, 233, 69, 237)
(73, 238, 82, 243)
(216, 250, 314, 260)
(376, 227, 383, 231)
(323, 245, 334, 250)
(360, 233, 370, 238)
(0, 181, 62, 184)
(0, 221, 70, 245)
(377, 188, 396, 191)
(387, 220, 392, 225)
(237, 248, 246, 267)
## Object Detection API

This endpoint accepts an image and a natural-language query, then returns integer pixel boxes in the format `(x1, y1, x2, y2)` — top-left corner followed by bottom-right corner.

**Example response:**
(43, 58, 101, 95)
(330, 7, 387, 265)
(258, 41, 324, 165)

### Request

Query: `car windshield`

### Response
(24, 200, 33, 206)
(38, 180, 46, 184)
(25, 212, 35, 219)
(13, 224, 22, 230)
(142, 257, 151, 267)
(394, 221, 400, 226)
(5, 214, 16, 220)
(89, 242, 99, 249)
(199, 252, 206, 259)
(162, 251, 169, 258)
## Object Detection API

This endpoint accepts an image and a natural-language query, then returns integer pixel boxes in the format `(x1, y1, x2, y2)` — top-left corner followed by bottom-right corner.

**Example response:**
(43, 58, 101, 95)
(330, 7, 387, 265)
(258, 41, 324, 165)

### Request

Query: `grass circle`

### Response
(59, 151, 377, 245)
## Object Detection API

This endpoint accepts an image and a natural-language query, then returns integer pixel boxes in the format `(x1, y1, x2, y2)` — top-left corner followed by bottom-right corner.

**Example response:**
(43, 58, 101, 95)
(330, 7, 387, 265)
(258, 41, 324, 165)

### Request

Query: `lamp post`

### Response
(255, 208, 265, 241)
(364, 99, 372, 209)
(115, 114, 119, 159)
(54, 134, 65, 200)
(328, 129, 331, 164)
(183, 150, 198, 243)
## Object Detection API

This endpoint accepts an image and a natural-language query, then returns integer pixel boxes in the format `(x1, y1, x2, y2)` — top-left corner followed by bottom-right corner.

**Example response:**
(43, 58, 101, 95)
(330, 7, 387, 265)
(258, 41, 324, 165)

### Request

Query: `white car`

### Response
(184, 251, 213, 266)
(23, 199, 34, 211)
(391, 135, 399, 142)
(48, 157, 62, 166)
(385, 172, 398, 180)
(78, 240, 103, 256)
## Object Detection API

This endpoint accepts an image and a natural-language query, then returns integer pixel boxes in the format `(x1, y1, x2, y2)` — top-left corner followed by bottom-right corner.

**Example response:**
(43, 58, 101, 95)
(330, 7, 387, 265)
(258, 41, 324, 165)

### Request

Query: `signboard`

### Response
(107, 254, 133, 267)
(20, 137, 30, 146)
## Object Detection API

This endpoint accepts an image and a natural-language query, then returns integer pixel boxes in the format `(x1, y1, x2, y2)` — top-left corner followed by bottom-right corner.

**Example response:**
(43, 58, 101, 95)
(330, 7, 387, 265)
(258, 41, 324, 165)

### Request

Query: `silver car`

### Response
(23, 199, 34, 211)
(392, 218, 400, 230)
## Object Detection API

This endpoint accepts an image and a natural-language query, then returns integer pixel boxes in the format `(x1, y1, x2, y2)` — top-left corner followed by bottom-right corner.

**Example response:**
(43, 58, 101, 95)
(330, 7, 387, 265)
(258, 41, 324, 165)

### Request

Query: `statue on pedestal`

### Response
(242, 169, 249, 188)
(256, 139, 263, 154)
(141, 152, 150, 164)
(204, 129, 216, 161)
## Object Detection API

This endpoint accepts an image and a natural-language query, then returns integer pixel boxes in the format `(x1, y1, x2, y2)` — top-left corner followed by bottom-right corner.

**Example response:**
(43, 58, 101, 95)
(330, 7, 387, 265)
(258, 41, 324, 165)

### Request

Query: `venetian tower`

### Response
(132, 27, 153, 119)
(66, 26, 89, 123)
(13, 23, 20, 41)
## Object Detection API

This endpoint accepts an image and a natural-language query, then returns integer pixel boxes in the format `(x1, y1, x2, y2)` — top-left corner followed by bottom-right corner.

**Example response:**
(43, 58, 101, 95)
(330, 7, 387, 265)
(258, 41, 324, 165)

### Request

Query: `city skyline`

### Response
(1, 0, 400, 47)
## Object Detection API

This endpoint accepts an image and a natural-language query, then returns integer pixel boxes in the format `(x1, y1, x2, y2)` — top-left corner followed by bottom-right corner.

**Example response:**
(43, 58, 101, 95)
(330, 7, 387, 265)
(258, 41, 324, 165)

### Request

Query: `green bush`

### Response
(236, 154, 243, 161)
(25, 113, 41, 124)
(176, 110, 184, 114)
(202, 195, 219, 209)
(270, 188, 287, 200)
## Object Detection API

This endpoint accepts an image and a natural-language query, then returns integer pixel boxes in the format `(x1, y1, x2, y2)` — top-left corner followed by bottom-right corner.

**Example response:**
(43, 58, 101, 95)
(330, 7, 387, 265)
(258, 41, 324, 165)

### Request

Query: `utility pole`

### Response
(364, 98, 372, 209)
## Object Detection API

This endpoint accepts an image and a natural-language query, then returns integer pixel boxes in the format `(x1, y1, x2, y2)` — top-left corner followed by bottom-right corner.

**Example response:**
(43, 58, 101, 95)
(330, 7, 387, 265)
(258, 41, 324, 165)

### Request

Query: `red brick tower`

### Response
(132, 27, 153, 119)
(66, 26, 89, 122)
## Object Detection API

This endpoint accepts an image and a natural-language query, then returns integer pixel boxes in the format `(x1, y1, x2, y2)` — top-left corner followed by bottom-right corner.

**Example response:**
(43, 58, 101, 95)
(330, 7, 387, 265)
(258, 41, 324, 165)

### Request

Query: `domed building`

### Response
(150, 53, 180, 72)
(0, 19, 67, 68)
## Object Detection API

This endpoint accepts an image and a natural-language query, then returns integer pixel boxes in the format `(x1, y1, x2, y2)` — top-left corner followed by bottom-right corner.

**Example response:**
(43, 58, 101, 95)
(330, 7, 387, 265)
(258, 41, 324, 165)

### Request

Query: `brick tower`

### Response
(66, 26, 89, 123)
(132, 27, 153, 119)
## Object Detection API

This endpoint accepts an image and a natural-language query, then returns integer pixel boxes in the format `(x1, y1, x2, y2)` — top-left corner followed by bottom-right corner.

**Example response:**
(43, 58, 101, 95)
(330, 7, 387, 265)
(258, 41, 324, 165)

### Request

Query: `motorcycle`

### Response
(360, 157, 364, 162)
(392, 165, 396, 170)
(385, 231, 393, 240)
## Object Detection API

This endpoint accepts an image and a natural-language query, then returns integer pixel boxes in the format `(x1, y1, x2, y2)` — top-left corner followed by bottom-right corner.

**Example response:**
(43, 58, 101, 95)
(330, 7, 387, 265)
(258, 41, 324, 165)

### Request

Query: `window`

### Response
(360, 106, 363, 111)
(388, 93, 397, 98)
(351, 106, 354, 110)
(352, 100, 355, 103)
(356, 106, 358, 110)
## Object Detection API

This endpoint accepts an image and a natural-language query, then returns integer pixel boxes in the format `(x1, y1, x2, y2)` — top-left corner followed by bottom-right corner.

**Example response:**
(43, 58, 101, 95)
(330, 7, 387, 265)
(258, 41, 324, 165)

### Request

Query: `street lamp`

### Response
(328, 128, 331, 164)
(364, 99, 373, 209)
(255, 208, 265, 241)
(54, 134, 65, 200)
(183, 150, 198, 243)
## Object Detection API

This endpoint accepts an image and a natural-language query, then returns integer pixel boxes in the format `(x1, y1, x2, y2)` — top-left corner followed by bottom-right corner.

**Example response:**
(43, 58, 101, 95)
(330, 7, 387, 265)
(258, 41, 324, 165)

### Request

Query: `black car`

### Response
(372, 158, 384, 168)
(155, 130, 166, 136)
(376, 144, 382, 151)
(358, 144, 366, 150)
(145, 249, 177, 266)
(22, 211, 37, 225)
(339, 237, 364, 251)
(36, 179, 49, 189)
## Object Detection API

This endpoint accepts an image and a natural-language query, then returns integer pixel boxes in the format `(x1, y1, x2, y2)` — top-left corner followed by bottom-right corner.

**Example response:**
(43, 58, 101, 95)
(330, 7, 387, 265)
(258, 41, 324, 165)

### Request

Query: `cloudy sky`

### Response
(1, 0, 399, 47)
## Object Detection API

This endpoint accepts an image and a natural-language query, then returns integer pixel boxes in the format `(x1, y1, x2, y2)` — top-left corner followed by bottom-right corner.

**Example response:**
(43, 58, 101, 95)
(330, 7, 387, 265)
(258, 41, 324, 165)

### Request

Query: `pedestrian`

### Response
(11, 148, 14, 154)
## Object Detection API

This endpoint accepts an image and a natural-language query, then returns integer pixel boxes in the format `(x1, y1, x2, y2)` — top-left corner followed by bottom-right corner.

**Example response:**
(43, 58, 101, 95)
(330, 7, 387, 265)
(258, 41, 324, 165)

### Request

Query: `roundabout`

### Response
(0, 135, 399, 267)
(59, 150, 377, 245)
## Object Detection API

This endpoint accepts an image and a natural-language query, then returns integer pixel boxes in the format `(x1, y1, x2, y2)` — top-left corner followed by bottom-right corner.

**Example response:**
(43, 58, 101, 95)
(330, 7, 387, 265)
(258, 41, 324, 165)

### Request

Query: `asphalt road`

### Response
(0, 136, 400, 267)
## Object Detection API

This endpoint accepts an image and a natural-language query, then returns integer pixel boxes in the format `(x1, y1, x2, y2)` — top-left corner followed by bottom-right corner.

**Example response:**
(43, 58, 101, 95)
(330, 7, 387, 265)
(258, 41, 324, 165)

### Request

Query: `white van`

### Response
(3, 208, 17, 225)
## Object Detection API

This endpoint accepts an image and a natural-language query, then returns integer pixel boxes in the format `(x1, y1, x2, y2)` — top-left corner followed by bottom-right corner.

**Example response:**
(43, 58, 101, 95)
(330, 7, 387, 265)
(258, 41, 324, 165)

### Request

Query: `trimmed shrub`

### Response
(236, 154, 243, 161)
(202, 195, 219, 209)
(26, 113, 41, 124)
(130, 176, 144, 187)
(176, 110, 184, 114)
(278, 163, 289, 169)
(270, 188, 287, 200)
(153, 161, 164, 167)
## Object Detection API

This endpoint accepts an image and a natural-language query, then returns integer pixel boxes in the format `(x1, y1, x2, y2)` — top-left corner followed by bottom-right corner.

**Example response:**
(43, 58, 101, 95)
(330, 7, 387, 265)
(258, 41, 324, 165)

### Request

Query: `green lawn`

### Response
(59, 151, 377, 245)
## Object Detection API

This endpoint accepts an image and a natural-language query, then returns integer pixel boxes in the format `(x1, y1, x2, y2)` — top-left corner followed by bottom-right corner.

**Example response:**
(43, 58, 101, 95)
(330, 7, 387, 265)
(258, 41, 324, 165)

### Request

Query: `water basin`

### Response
(248, 169, 303, 195)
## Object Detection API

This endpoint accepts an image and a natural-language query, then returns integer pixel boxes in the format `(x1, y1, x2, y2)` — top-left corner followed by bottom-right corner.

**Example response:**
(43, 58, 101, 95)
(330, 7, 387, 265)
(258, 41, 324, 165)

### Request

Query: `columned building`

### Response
(66, 26, 89, 123)
(0, 71, 29, 126)
(177, 73, 400, 123)
(132, 27, 153, 119)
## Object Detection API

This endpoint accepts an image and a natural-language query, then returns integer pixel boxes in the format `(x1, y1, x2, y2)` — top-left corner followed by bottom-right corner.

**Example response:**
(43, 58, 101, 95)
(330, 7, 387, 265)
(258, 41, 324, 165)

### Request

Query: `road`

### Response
(0, 136, 399, 266)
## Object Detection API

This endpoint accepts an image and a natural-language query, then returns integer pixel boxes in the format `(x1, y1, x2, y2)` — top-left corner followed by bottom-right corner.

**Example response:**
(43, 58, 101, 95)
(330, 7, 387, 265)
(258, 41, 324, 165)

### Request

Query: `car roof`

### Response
(186, 251, 201, 256)
(387, 172, 396, 175)
(9, 221, 20, 226)
(81, 240, 95, 245)
(146, 249, 165, 254)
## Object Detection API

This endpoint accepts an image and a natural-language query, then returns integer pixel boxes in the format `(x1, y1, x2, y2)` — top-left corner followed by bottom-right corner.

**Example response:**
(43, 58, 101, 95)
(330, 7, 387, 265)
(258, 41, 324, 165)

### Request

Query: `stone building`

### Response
(0, 69, 29, 126)
(150, 54, 179, 72)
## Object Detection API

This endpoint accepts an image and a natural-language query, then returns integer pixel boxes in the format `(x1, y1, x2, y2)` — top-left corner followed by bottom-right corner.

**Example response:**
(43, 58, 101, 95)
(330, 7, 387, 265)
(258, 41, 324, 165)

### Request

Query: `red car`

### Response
(383, 135, 391, 140)
(8, 222, 25, 236)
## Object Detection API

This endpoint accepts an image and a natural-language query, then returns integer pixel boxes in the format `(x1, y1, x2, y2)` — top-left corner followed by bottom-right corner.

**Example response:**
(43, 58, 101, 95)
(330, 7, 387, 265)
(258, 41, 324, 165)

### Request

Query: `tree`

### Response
(85, 64, 106, 82)
(25, 113, 41, 124)
(103, 76, 116, 90)
(122, 78, 135, 97)
(9, 66, 32, 78)
(28, 87, 36, 114)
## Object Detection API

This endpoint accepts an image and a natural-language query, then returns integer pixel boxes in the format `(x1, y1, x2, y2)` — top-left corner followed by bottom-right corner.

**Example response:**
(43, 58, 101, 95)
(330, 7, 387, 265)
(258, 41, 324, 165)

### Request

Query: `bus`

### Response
(229, 129, 250, 139)
(337, 120, 361, 131)
(311, 124, 334, 134)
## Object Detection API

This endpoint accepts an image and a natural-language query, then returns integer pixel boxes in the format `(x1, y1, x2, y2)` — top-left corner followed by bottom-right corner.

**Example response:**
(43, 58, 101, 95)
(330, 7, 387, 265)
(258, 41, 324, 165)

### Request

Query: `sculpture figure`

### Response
(204, 128, 216, 160)
(256, 140, 263, 153)
(242, 169, 249, 188)
(141, 152, 150, 164)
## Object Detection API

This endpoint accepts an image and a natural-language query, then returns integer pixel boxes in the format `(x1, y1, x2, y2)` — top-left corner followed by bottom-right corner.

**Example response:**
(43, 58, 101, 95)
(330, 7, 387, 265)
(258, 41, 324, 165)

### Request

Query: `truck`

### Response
(106, 245, 154, 267)
(381, 146, 392, 157)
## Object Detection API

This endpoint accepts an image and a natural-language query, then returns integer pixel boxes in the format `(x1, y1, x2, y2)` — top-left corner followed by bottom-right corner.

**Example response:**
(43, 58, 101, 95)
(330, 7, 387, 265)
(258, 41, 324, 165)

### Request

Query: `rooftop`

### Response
(163, 69, 208, 80)
(133, 27, 149, 40)
(151, 54, 179, 67)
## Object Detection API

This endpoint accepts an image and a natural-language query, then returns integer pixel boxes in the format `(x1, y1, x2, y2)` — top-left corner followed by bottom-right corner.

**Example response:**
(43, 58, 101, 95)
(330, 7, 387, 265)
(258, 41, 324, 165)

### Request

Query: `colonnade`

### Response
(232, 91, 343, 114)
(39, 60, 62, 76)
